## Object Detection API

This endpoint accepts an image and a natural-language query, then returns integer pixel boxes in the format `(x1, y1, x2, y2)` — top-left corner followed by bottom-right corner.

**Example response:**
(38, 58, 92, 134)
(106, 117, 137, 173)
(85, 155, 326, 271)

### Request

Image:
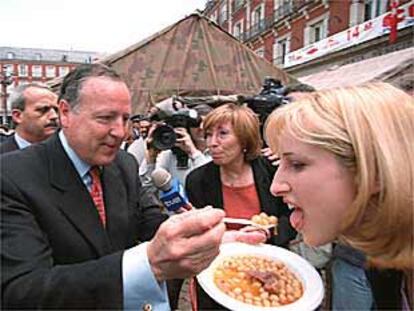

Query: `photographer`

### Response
(139, 103, 213, 195)
(138, 104, 212, 309)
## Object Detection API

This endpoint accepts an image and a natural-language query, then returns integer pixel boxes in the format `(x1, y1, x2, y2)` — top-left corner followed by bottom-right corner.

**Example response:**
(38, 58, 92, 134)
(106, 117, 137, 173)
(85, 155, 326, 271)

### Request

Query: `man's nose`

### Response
(49, 107, 59, 120)
(110, 118, 127, 138)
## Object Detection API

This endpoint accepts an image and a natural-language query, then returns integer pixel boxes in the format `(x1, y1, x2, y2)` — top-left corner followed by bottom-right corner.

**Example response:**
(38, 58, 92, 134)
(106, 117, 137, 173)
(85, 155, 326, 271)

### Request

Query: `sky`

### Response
(0, 0, 207, 54)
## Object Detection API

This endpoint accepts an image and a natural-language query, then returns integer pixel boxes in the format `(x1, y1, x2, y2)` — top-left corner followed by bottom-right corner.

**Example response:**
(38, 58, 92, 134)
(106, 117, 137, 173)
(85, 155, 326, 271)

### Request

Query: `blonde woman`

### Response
(265, 82, 413, 309)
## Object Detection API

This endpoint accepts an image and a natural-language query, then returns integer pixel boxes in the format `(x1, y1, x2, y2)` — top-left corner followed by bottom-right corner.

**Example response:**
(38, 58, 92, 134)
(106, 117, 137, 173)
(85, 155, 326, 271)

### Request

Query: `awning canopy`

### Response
(100, 12, 297, 114)
(299, 47, 413, 90)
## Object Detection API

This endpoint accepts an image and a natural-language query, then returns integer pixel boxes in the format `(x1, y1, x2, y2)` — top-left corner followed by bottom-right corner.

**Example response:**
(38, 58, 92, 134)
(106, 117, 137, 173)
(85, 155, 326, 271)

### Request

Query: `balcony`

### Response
(274, 1, 293, 22)
(244, 19, 267, 41)
(232, 0, 245, 13)
(274, 0, 316, 23)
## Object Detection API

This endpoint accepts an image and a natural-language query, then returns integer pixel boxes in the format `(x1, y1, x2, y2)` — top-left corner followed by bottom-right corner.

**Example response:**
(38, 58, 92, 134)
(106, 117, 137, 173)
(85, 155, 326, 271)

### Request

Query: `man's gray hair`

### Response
(10, 83, 52, 111)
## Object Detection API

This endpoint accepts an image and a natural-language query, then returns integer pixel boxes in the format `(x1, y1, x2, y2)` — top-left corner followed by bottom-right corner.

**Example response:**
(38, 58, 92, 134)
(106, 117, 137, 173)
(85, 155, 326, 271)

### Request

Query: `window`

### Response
(32, 65, 42, 78)
(273, 37, 290, 66)
(251, 5, 263, 27)
(274, 0, 293, 20)
(304, 15, 328, 45)
(18, 64, 28, 77)
(35, 53, 42, 61)
(312, 21, 324, 43)
(250, 4, 265, 36)
(46, 65, 56, 78)
(58, 66, 69, 77)
(233, 0, 245, 12)
(3, 64, 14, 75)
(6, 52, 15, 59)
(233, 21, 244, 40)
(210, 10, 218, 24)
(364, 0, 387, 21)
(219, 2, 228, 23)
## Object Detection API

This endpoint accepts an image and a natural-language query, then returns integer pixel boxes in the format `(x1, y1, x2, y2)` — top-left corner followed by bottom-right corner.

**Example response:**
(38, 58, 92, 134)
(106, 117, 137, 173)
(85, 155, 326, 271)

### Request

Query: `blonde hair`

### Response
(265, 82, 414, 269)
(203, 103, 262, 161)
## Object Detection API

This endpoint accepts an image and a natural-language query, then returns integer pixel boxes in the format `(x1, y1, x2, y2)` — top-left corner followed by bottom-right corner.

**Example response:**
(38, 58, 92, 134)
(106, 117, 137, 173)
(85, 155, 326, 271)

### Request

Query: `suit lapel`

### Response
(47, 134, 111, 256)
(101, 163, 130, 251)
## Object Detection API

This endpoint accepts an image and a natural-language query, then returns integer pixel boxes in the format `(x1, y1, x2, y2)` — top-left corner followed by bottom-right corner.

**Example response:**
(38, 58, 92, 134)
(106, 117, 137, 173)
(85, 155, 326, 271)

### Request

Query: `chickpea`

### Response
(263, 299, 271, 307)
(270, 294, 279, 302)
(260, 292, 269, 299)
(214, 255, 303, 306)
(243, 292, 253, 299)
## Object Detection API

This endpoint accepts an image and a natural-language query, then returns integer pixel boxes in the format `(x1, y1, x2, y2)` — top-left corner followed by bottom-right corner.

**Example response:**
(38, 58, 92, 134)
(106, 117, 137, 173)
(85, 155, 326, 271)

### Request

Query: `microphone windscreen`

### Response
(151, 168, 172, 192)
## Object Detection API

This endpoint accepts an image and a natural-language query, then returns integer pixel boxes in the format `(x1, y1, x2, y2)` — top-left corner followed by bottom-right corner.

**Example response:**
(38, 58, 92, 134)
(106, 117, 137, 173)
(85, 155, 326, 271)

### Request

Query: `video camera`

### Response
(150, 108, 202, 169)
(241, 78, 287, 127)
(239, 78, 288, 142)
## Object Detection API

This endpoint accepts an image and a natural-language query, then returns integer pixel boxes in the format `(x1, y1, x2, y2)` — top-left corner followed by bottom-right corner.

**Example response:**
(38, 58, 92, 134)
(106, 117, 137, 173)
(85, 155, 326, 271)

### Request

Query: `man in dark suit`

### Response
(1, 63, 226, 310)
(0, 83, 59, 154)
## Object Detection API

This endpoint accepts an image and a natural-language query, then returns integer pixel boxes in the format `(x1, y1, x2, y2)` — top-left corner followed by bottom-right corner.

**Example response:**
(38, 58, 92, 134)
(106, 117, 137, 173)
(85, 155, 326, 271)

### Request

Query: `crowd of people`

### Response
(0, 63, 412, 311)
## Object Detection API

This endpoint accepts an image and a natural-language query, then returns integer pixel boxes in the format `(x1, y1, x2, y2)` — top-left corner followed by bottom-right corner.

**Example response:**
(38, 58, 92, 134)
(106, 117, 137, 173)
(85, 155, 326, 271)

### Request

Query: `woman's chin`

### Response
(303, 234, 333, 247)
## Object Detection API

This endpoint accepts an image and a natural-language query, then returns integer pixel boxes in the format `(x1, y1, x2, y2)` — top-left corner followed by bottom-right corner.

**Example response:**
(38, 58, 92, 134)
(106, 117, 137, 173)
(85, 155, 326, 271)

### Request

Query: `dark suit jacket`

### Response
(185, 157, 296, 247)
(0, 134, 19, 154)
(1, 133, 168, 309)
(186, 157, 297, 310)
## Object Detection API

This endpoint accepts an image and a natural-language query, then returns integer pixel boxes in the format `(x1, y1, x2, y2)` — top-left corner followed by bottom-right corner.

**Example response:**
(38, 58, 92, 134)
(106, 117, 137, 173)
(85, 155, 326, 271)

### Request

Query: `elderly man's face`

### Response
(60, 77, 131, 166)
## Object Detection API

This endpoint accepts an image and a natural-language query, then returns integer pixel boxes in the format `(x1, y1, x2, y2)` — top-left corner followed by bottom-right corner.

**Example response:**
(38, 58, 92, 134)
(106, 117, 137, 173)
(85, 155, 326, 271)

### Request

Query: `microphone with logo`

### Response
(151, 168, 192, 212)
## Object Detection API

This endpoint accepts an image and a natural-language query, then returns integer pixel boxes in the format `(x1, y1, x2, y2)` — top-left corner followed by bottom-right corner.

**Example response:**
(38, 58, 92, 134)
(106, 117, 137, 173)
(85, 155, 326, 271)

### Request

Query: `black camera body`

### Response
(150, 109, 202, 169)
(243, 78, 287, 126)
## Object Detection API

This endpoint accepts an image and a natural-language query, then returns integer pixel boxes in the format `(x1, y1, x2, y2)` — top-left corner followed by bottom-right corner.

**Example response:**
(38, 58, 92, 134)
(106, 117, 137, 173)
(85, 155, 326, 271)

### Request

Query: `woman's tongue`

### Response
(290, 208, 304, 231)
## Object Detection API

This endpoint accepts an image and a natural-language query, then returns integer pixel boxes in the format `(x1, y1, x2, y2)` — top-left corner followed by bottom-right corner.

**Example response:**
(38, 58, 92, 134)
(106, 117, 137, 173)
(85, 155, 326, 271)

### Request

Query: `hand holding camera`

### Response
(174, 127, 199, 158)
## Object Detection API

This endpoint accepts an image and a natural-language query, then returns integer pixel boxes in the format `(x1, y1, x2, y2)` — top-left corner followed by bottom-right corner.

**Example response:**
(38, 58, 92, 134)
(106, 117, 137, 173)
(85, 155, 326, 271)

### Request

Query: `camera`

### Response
(242, 78, 287, 126)
(239, 78, 288, 141)
(150, 109, 202, 169)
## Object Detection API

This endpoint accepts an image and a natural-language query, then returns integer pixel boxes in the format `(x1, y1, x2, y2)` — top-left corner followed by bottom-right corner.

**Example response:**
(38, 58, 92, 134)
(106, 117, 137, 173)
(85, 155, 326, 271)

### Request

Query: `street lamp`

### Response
(0, 66, 15, 125)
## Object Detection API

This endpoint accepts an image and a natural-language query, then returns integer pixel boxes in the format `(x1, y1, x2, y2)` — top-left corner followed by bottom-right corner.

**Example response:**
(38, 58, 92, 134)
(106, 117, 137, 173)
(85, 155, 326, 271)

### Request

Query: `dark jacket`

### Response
(0, 134, 19, 154)
(185, 157, 296, 247)
(1, 133, 167, 309)
(185, 157, 296, 310)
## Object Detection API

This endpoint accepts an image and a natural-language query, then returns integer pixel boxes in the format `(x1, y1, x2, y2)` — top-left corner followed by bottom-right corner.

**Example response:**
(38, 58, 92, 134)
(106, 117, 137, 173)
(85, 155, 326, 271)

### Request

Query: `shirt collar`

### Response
(58, 130, 91, 178)
(14, 132, 31, 149)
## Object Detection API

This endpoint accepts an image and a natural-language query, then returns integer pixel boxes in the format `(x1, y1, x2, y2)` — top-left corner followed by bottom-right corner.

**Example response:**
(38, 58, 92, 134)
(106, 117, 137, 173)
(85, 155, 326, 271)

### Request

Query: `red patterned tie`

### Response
(89, 167, 106, 227)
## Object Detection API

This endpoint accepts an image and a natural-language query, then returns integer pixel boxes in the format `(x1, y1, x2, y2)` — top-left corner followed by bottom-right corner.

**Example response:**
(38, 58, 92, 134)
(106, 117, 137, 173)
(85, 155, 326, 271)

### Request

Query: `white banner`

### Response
(284, 1, 414, 68)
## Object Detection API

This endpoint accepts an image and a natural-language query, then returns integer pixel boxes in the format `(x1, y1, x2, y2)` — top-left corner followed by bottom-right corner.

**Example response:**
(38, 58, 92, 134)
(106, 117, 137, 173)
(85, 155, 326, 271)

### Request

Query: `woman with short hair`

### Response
(186, 103, 296, 310)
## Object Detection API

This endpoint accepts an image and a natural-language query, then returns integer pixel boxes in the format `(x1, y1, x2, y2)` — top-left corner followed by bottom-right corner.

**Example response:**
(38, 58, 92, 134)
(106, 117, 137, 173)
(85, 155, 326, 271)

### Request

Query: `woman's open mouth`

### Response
(288, 204, 305, 231)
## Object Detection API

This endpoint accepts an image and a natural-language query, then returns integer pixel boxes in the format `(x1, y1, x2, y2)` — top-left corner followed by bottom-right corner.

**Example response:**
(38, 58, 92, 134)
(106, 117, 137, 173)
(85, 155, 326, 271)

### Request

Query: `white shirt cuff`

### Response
(122, 242, 170, 310)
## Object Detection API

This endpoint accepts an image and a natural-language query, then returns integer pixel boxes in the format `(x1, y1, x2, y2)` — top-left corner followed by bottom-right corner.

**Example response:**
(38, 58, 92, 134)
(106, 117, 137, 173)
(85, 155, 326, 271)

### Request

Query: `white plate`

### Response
(197, 242, 324, 311)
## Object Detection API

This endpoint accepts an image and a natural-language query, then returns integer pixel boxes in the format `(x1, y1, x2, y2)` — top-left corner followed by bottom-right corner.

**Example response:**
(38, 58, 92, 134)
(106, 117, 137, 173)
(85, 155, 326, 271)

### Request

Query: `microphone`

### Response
(151, 168, 190, 212)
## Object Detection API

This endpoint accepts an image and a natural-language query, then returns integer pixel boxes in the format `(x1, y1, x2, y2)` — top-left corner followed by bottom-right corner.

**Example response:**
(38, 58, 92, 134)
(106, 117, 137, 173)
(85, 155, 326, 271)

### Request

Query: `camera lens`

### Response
(151, 125, 177, 150)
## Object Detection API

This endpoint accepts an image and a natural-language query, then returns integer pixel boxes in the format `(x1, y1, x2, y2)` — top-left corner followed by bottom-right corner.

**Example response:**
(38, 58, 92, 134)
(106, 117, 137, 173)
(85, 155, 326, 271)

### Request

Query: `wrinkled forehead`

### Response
(24, 87, 58, 105)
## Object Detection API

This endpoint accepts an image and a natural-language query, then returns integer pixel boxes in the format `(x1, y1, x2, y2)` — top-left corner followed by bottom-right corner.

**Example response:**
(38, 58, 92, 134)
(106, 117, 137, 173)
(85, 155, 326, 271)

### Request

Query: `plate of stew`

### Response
(197, 242, 324, 311)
